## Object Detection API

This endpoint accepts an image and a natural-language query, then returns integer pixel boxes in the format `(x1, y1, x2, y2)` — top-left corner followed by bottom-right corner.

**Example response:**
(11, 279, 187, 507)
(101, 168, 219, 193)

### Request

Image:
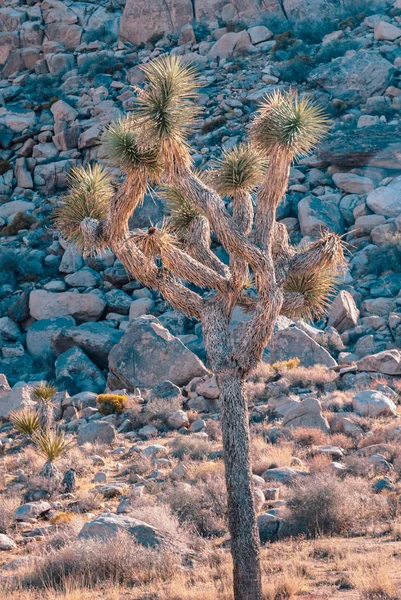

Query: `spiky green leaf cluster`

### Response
(103, 116, 162, 176)
(137, 55, 200, 144)
(33, 382, 56, 402)
(53, 164, 112, 251)
(132, 222, 178, 257)
(209, 144, 267, 196)
(252, 89, 329, 158)
(160, 185, 200, 234)
(32, 429, 73, 463)
(284, 269, 339, 321)
(9, 408, 40, 436)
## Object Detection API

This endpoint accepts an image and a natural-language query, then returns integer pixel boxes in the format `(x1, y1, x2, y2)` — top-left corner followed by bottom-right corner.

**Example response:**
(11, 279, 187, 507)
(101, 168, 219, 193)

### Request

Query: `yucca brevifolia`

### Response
(55, 56, 345, 600)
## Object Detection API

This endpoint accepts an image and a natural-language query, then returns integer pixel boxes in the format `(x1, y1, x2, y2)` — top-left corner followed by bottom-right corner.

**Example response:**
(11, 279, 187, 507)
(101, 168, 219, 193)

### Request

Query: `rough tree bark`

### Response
(55, 57, 341, 600)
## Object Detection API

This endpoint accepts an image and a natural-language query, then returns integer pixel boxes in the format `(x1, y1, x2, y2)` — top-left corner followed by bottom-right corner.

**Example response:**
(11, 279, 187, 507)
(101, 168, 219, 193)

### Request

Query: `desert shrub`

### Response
(365, 233, 401, 275)
(346, 554, 397, 600)
(96, 393, 127, 415)
(315, 39, 363, 64)
(291, 426, 328, 448)
(201, 115, 227, 134)
(292, 19, 336, 44)
(279, 55, 314, 83)
(284, 365, 337, 389)
(192, 20, 211, 42)
(273, 30, 297, 53)
(261, 13, 291, 35)
(73, 491, 103, 514)
(23, 74, 63, 104)
(252, 437, 294, 474)
(204, 419, 222, 442)
(0, 247, 44, 286)
(170, 436, 215, 460)
(272, 358, 300, 372)
(83, 25, 116, 45)
(20, 532, 178, 590)
(0, 493, 20, 533)
(144, 395, 183, 423)
(286, 474, 388, 537)
(77, 53, 123, 78)
(0, 159, 12, 175)
(163, 475, 227, 537)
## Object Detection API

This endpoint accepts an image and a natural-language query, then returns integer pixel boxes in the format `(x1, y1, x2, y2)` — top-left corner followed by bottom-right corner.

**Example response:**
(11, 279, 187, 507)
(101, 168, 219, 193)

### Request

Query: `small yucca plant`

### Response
(9, 407, 39, 436)
(96, 393, 128, 416)
(32, 429, 73, 479)
(283, 269, 339, 321)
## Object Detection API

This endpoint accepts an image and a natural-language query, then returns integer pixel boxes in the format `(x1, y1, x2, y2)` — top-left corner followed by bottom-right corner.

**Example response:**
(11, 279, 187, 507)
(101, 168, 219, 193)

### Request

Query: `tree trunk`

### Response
(218, 371, 262, 600)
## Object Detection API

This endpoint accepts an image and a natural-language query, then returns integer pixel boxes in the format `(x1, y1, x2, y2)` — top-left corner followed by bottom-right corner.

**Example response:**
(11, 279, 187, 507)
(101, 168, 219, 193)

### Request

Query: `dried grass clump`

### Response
(286, 474, 389, 538)
(0, 493, 20, 534)
(252, 437, 294, 475)
(144, 395, 184, 423)
(96, 393, 127, 415)
(272, 358, 300, 372)
(347, 554, 398, 600)
(162, 475, 227, 537)
(284, 364, 337, 389)
(263, 568, 306, 600)
(170, 436, 215, 461)
(19, 532, 178, 591)
(291, 426, 328, 448)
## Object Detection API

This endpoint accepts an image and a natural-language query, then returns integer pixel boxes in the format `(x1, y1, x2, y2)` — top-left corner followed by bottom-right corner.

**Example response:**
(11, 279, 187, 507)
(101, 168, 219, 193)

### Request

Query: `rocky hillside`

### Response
(2, 0, 401, 597)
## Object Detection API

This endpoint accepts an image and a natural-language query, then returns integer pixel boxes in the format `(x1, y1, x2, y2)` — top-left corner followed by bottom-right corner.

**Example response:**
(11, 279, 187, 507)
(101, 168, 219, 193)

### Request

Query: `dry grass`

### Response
(169, 436, 216, 460)
(291, 426, 328, 448)
(0, 492, 20, 534)
(347, 554, 398, 600)
(252, 437, 294, 475)
(284, 365, 337, 389)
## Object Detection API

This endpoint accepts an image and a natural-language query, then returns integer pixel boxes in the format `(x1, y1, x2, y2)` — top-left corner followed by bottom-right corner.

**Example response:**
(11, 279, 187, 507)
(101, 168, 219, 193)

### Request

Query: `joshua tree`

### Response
(33, 382, 57, 432)
(54, 56, 344, 600)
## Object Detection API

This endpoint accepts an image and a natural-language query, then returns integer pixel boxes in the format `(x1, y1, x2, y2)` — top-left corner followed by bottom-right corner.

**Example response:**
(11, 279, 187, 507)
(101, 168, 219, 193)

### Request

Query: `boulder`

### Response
(77, 421, 116, 446)
(55, 347, 106, 394)
(208, 31, 251, 59)
(78, 513, 176, 549)
(332, 173, 374, 195)
(29, 290, 105, 323)
(52, 322, 123, 369)
(366, 186, 401, 218)
(356, 350, 401, 375)
(14, 501, 51, 521)
(352, 390, 397, 417)
(0, 384, 34, 419)
(257, 513, 282, 543)
(328, 290, 359, 333)
(262, 467, 308, 485)
(270, 326, 337, 368)
(298, 195, 344, 236)
(282, 398, 330, 432)
(129, 297, 154, 320)
(26, 316, 75, 365)
(0, 534, 16, 551)
(167, 410, 189, 429)
(310, 50, 394, 101)
(248, 26, 273, 44)
(108, 316, 208, 390)
(374, 21, 401, 40)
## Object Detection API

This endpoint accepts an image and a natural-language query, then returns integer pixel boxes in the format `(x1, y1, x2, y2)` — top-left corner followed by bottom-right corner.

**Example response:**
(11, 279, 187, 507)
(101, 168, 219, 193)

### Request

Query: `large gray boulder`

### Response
(26, 316, 75, 365)
(14, 501, 51, 521)
(298, 195, 344, 237)
(356, 350, 401, 375)
(77, 421, 116, 446)
(328, 291, 359, 333)
(108, 316, 208, 390)
(29, 290, 105, 323)
(55, 347, 106, 394)
(282, 398, 330, 432)
(310, 50, 394, 101)
(366, 186, 401, 218)
(0, 383, 34, 419)
(52, 322, 123, 369)
(353, 390, 397, 417)
(270, 326, 337, 368)
(78, 513, 175, 549)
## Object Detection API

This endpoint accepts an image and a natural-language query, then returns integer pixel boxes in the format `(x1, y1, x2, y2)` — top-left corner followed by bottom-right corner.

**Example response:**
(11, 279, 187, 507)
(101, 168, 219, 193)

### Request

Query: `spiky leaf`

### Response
(103, 117, 162, 176)
(283, 269, 339, 321)
(53, 164, 112, 251)
(33, 382, 56, 402)
(10, 408, 39, 436)
(32, 429, 73, 463)
(252, 89, 329, 158)
(160, 185, 200, 234)
(209, 144, 267, 196)
(137, 55, 200, 143)
(132, 222, 178, 258)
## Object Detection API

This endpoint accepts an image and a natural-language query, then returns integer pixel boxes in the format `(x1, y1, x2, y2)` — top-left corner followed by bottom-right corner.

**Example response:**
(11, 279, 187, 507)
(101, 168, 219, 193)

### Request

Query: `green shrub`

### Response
(96, 393, 127, 415)
(192, 20, 211, 42)
(201, 115, 227, 134)
(315, 39, 361, 64)
(279, 55, 314, 83)
(365, 233, 401, 276)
